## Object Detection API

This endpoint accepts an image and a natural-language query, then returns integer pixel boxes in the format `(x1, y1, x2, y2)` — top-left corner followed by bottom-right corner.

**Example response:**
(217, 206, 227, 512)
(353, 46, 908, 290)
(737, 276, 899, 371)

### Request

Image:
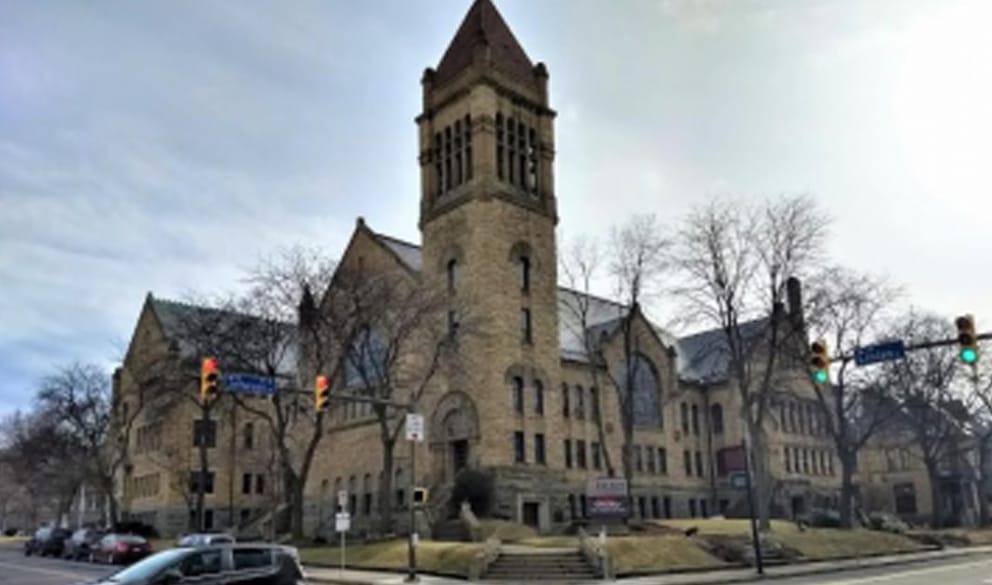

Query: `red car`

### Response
(90, 533, 152, 565)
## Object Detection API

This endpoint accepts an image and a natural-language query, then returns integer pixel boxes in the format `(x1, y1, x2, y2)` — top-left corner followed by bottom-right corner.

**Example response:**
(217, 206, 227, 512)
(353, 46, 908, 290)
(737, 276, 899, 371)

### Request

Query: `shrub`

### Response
(3, 528, 18, 537)
(451, 469, 495, 517)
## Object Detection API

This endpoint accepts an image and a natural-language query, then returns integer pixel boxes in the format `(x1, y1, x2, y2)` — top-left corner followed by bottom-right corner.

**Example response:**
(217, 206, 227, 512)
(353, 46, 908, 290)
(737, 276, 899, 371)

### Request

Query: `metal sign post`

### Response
(335, 511, 350, 576)
(406, 411, 424, 582)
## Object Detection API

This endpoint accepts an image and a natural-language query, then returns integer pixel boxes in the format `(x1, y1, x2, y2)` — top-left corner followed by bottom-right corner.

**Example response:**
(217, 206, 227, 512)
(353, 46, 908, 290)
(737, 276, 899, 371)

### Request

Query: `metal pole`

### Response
(340, 528, 345, 576)
(407, 409, 418, 582)
(742, 439, 764, 575)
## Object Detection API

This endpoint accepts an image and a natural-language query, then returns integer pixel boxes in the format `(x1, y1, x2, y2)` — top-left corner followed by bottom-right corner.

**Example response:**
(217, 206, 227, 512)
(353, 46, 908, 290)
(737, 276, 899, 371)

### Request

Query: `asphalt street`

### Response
(750, 554, 992, 585)
(0, 545, 113, 585)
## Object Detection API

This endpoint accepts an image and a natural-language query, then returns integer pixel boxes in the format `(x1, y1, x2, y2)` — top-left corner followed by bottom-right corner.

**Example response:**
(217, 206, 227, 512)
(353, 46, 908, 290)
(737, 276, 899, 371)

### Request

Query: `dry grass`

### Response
(607, 535, 726, 574)
(784, 529, 926, 560)
(474, 520, 538, 543)
(515, 536, 580, 548)
(298, 539, 481, 576)
(656, 518, 800, 535)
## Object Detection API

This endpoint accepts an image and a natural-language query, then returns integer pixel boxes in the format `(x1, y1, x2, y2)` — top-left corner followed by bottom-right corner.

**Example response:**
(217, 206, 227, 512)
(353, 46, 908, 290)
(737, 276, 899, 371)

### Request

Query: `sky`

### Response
(2, 0, 991, 415)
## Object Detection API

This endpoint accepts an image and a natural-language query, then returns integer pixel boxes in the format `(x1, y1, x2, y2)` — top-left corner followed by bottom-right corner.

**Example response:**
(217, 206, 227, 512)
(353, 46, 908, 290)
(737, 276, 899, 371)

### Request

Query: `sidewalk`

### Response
(304, 545, 992, 585)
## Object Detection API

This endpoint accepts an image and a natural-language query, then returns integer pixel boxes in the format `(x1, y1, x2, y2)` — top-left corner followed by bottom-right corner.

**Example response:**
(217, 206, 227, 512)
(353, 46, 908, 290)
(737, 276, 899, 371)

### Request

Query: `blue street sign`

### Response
(223, 373, 276, 396)
(854, 340, 906, 366)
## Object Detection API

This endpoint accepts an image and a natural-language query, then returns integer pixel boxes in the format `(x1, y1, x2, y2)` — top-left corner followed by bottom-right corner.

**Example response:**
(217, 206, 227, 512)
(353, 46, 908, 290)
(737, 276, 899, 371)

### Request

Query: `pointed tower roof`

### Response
(434, 0, 536, 88)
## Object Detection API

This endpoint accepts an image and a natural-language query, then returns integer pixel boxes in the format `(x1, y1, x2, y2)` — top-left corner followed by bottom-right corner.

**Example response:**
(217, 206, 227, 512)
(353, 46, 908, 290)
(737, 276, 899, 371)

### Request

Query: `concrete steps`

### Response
(485, 549, 597, 581)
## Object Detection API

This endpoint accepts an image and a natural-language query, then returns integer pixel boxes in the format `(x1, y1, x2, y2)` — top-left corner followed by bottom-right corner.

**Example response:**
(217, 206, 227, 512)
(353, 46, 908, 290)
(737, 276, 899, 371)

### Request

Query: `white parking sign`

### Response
(405, 413, 424, 442)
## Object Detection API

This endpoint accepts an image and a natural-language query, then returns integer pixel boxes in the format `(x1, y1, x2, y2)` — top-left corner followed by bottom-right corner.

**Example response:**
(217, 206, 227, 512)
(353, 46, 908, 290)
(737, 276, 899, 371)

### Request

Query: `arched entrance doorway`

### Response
(430, 391, 480, 483)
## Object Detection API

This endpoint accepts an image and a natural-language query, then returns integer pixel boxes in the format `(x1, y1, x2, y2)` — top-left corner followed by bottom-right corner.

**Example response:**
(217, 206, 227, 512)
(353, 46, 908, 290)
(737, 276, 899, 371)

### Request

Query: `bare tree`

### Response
(213, 246, 335, 539)
(559, 215, 670, 506)
(559, 235, 615, 477)
(881, 311, 968, 528)
(670, 196, 828, 529)
(318, 263, 475, 534)
(801, 267, 901, 527)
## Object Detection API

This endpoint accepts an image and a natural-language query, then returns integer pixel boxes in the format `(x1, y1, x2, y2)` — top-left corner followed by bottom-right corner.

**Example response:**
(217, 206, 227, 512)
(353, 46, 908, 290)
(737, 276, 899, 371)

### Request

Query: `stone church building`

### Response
(299, 0, 839, 537)
(114, 0, 840, 538)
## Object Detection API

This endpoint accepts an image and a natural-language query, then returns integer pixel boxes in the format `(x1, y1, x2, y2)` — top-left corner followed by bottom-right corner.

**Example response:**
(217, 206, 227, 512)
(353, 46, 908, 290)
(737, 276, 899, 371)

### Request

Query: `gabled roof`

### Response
(375, 233, 424, 272)
(675, 319, 770, 385)
(149, 296, 297, 376)
(435, 0, 537, 88)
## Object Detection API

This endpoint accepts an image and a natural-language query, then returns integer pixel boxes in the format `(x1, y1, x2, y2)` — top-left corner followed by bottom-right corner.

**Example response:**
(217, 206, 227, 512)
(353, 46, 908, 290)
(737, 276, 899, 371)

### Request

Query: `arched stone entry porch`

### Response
(429, 391, 481, 487)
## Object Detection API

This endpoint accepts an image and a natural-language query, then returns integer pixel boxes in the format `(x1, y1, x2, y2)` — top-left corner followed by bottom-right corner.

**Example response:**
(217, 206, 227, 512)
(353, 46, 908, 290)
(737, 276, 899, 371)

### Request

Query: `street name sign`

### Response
(854, 340, 906, 366)
(405, 413, 425, 442)
(222, 373, 276, 396)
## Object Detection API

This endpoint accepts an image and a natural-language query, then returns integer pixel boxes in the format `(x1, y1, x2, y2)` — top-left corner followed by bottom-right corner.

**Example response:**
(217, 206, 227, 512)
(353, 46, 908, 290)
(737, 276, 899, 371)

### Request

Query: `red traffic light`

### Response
(203, 357, 219, 373)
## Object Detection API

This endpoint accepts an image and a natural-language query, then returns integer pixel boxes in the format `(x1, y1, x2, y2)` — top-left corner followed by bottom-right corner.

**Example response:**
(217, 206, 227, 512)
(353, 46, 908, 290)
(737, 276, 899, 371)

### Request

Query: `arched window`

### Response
(345, 327, 387, 388)
(348, 475, 357, 514)
(575, 385, 585, 419)
(512, 376, 524, 415)
(394, 468, 405, 508)
(447, 258, 458, 292)
(710, 404, 724, 434)
(691, 404, 700, 435)
(519, 255, 531, 292)
(623, 354, 662, 427)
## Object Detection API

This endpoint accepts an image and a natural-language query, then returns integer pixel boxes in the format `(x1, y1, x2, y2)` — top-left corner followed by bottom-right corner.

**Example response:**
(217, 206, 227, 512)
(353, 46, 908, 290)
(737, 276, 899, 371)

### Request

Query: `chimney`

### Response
(787, 277, 804, 331)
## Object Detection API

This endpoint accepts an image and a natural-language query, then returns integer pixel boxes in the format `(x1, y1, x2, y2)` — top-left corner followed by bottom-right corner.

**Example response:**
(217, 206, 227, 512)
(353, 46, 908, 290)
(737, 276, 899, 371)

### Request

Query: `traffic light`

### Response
(412, 487, 428, 507)
(956, 315, 979, 365)
(315, 375, 330, 411)
(809, 339, 830, 384)
(200, 357, 220, 403)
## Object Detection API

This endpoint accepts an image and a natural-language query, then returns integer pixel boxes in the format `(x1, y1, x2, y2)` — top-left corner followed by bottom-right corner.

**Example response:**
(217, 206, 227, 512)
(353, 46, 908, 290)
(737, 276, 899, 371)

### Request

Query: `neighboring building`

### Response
(113, 294, 284, 537)
(855, 424, 980, 527)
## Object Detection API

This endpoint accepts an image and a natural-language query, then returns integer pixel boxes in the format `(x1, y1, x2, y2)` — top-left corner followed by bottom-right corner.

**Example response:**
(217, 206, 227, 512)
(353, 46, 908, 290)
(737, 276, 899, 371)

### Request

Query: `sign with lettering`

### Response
(587, 478, 629, 519)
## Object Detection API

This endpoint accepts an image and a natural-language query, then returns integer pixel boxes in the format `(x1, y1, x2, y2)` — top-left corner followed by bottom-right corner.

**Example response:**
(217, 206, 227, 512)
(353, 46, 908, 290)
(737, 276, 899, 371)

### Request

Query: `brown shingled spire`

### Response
(434, 0, 536, 88)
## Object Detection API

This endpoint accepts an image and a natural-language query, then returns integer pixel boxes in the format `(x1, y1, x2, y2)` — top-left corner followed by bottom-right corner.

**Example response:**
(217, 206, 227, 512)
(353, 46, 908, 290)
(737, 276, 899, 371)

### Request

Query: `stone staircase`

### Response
(484, 547, 598, 581)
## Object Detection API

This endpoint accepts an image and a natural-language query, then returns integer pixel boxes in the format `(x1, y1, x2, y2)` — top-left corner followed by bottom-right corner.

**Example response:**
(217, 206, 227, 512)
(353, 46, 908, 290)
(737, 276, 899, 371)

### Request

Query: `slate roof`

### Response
(675, 319, 770, 385)
(149, 296, 297, 377)
(434, 0, 538, 88)
(367, 229, 760, 382)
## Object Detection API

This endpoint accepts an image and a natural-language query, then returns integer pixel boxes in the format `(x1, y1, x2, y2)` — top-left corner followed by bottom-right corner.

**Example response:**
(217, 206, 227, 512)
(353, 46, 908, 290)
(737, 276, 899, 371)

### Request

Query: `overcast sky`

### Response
(2, 0, 991, 416)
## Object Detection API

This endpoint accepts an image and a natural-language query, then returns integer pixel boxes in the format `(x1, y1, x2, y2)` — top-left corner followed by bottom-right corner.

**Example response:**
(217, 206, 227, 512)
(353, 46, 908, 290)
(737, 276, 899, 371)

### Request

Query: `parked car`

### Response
(176, 532, 235, 547)
(90, 533, 152, 565)
(62, 528, 105, 561)
(79, 543, 307, 584)
(24, 526, 71, 557)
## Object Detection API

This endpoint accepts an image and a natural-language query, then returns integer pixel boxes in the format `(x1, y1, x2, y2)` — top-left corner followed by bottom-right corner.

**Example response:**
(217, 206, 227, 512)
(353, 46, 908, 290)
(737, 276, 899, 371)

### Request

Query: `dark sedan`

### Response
(62, 527, 105, 561)
(75, 544, 307, 584)
(90, 533, 152, 565)
(24, 526, 71, 557)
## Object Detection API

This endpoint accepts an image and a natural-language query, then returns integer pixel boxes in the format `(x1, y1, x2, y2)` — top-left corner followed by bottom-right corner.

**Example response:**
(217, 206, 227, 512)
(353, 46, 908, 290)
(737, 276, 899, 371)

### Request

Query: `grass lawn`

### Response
(298, 539, 481, 576)
(474, 519, 538, 543)
(606, 535, 727, 575)
(785, 529, 926, 560)
(656, 518, 800, 535)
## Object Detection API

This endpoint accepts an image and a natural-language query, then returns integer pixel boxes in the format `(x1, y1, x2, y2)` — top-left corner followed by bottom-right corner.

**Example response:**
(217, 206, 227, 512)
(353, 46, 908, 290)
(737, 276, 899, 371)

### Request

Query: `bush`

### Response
(806, 509, 842, 528)
(113, 520, 159, 539)
(451, 469, 495, 517)
(3, 528, 18, 537)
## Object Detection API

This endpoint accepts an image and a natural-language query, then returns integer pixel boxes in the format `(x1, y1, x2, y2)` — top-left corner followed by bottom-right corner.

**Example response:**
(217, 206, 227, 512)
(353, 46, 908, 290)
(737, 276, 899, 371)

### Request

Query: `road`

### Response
(752, 554, 992, 585)
(0, 545, 113, 585)
(1, 544, 991, 585)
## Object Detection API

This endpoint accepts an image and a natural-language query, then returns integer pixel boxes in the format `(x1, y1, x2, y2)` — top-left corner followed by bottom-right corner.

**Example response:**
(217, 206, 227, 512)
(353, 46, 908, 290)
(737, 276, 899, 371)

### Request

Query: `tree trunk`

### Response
(378, 442, 396, 535)
(749, 422, 772, 531)
(621, 428, 634, 519)
(926, 462, 943, 529)
(839, 450, 856, 529)
(288, 474, 305, 540)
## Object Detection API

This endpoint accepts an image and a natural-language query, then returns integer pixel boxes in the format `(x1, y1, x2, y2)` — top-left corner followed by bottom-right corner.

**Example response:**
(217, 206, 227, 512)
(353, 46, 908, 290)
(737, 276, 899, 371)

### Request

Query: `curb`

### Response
(642, 546, 992, 585)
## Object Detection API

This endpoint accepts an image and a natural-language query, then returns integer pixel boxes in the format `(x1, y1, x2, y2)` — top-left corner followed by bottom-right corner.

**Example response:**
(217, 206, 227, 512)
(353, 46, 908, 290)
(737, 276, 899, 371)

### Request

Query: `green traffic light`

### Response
(813, 370, 828, 384)
(960, 348, 978, 364)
